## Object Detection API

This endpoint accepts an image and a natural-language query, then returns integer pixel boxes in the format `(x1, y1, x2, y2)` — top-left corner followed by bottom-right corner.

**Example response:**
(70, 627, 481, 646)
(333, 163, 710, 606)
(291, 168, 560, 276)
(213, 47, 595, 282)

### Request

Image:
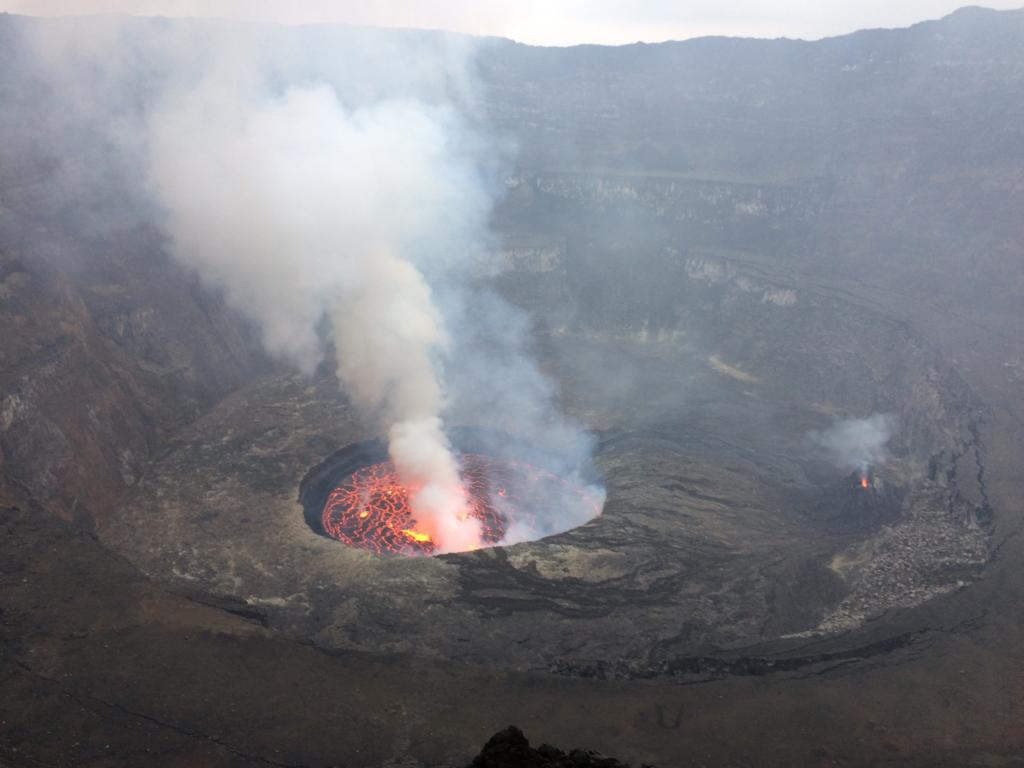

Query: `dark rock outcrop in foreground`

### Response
(468, 726, 652, 768)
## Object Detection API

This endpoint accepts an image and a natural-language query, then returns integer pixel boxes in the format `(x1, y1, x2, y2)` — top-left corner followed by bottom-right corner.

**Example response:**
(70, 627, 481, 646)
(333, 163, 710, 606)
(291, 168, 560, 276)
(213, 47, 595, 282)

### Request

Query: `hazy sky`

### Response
(3, 1, 1022, 45)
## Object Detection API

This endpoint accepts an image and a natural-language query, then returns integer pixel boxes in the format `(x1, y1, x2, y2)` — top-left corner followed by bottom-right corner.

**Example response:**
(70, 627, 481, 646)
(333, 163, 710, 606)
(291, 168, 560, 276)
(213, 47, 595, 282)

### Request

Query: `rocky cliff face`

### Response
(1, 250, 147, 518)
(476, 8, 1024, 410)
(0, 15, 277, 521)
(0, 244, 266, 521)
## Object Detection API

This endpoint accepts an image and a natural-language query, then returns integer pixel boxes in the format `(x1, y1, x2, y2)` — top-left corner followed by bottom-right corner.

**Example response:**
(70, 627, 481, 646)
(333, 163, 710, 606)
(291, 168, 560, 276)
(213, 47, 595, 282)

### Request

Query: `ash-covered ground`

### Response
(3, 8, 1024, 768)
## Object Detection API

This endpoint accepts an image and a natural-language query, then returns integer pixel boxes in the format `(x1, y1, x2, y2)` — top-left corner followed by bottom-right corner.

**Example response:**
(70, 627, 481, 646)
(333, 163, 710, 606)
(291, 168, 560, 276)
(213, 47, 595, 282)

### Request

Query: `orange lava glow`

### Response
(401, 529, 432, 543)
(860, 475, 870, 489)
(321, 453, 598, 556)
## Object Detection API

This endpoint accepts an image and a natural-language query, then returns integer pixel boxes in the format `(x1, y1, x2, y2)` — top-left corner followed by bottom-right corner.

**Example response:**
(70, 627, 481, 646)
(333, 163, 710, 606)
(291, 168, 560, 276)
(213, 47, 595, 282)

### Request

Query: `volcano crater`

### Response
(98, 261, 993, 678)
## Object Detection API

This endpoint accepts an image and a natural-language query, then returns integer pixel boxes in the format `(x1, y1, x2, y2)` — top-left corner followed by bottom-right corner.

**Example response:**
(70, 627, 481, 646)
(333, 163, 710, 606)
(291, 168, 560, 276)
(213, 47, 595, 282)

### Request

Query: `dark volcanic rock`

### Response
(0, 245, 267, 521)
(0, 251, 152, 519)
(468, 726, 648, 768)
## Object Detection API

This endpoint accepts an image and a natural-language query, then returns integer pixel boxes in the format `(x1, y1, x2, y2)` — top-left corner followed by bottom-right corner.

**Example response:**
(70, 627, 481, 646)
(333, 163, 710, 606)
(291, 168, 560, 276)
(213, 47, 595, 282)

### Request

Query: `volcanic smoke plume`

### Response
(811, 414, 896, 475)
(328, 248, 481, 551)
(141, 42, 494, 550)
(108, 27, 600, 553)
(15, 20, 601, 553)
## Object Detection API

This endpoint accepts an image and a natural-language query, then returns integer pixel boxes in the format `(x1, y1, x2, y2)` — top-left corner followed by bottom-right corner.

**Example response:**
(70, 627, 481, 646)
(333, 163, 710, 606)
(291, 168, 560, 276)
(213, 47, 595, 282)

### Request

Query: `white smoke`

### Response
(145, 42, 489, 551)
(811, 414, 896, 473)
(15, 17, 603, 553)
(328, 249, 481, 550)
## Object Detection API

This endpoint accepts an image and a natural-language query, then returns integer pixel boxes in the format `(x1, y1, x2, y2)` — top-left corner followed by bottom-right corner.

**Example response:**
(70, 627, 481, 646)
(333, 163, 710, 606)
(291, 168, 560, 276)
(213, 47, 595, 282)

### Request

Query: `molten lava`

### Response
(322, 453, 598, 555)
(860, 475, 870, 489)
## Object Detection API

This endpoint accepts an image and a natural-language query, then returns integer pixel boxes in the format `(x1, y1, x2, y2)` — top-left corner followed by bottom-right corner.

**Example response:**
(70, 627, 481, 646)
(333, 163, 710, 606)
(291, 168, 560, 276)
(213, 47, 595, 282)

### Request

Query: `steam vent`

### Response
(5, 7, 1024, 768)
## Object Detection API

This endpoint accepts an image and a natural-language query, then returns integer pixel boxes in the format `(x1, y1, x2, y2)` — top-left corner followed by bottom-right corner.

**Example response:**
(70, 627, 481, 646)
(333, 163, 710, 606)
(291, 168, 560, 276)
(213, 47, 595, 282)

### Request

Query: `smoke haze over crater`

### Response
(13, 16, 602, 552)
(811, 414, 897, 474)
(147, 64, 491, 550)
